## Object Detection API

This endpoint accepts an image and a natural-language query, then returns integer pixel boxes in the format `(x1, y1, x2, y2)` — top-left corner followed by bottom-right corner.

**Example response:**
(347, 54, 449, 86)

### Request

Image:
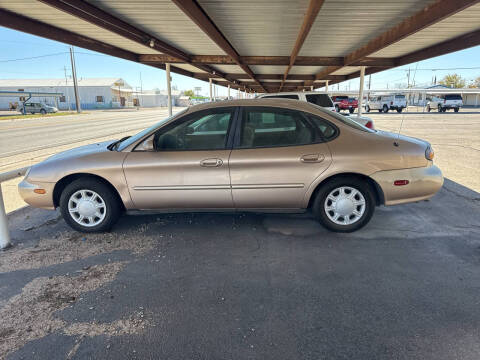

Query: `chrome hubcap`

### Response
(68, 190, 106, 227)
(324, 186, 366, 225)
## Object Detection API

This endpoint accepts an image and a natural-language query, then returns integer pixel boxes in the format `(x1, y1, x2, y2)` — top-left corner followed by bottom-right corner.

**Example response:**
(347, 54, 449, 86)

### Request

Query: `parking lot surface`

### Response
(1, 177, 480, 359)
(1, 107, 480, 359)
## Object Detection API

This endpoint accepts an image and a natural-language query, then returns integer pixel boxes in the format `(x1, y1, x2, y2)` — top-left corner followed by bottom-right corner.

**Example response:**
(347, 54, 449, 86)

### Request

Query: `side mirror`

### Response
(136, 135, 155, 151)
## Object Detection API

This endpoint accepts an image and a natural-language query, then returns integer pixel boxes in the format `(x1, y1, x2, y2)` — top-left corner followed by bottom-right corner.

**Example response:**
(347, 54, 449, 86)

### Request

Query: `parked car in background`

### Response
(19, 99, 442, 233)
(258, 92, 374, 128)
(331, 95, 358, 114)
(426, 94, 463, 112)
(22, 102, 58, 115)
(257, 91, 335, 112)
(365, 94, 407, 113)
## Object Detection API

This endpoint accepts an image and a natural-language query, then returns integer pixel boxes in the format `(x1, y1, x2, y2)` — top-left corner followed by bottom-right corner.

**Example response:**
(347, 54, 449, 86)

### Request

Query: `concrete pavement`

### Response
(1, 178, 480, 359)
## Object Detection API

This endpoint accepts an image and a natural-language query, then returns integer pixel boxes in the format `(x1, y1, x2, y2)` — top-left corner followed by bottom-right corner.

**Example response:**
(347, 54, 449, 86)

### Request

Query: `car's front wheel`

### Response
(382, 104, 389, 113)
(366, 105, 370, 112)
(40, 109, 46, 115)
(60, 178, 122, 232)
(313, 177, 375, 232)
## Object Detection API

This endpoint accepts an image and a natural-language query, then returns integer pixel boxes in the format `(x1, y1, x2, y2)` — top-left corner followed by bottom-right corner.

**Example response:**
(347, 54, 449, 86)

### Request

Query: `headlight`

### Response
(425, 145, 434, 160)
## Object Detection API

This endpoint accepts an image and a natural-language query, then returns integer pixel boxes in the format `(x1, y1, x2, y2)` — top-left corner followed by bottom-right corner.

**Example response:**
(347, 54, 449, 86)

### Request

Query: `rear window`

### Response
(395, 95, 405, 99)
(445, 94, 462, 100)
(305, 94, 333, 107)
(334, 96, 348, 101)
(262, 95, 299, 100)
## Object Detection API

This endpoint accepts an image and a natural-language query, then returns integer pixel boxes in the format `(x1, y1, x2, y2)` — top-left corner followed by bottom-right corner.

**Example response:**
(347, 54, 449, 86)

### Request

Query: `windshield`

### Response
(117, 108, 188, 151)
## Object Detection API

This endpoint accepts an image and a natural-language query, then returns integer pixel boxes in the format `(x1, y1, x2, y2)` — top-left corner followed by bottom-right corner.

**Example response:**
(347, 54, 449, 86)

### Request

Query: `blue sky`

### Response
(0, 26, 479, 96)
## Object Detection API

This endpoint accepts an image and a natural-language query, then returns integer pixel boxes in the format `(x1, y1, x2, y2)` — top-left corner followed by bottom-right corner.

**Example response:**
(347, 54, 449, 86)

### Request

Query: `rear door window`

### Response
(445, 94, 462, 100)
(305, 94, 333, 107)
(238, 107, 315, 148)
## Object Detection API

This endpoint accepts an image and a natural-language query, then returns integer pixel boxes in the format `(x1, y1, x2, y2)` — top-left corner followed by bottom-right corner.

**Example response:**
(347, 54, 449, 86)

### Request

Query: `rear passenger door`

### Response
(229, 106, 332, 209)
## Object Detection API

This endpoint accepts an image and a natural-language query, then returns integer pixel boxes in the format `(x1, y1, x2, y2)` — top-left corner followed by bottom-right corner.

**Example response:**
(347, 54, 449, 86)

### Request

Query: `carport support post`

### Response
(325, 80, 329, 93)
(357, 66, 366, 117)
(227, 84, 230, 99)
(0, 183, 11, 249)
(166, 63, 172, 117)
(209, 78, 213, 101)
(311, 85, 314, 91)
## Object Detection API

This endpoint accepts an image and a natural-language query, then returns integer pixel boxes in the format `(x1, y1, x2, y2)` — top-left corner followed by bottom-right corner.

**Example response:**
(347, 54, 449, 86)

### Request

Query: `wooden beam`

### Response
(344, 0, 479, 66)
(37, 0, 252, 91)
(315, 0, 480, 81)
(0, 9, 138, 63)
(194, 73, 348, 81)
(139, 54, 394, 67)
(396, 28, 480, 67)
(282, 0, 325, 88)
(172, 0, 266, 92)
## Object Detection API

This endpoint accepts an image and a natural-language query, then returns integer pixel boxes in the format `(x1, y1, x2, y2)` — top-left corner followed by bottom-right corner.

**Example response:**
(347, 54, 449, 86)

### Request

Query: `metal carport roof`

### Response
(0, 0, 479, 93)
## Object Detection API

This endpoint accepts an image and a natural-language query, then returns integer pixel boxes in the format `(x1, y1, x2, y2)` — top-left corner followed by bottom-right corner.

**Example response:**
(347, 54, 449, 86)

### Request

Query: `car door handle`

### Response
(300, 154, 324, 163)
(200, 158, 223, 167)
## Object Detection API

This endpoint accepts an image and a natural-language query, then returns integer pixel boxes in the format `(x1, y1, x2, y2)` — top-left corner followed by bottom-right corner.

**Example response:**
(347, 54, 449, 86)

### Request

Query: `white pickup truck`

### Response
(365, 94, 407, 113)
(427, 94, 463, 112)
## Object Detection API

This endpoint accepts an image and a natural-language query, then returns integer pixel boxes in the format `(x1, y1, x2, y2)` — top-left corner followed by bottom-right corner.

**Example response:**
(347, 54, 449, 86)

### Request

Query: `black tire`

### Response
(312, 177, 375, 232)
(349, 107, 354, 114)
(378, 109, 382, 113)
(335, 104, 340, 112)
(397, 108, 403, 113)
(427, 105, 431, 112)
(40, 109, 46, 115)
(60, 178, 122, 232)
(366, 105, 370, 113)
(438, 105, 442, 112)
(382, 104, 389, 113)
(454, 108, 459, 113)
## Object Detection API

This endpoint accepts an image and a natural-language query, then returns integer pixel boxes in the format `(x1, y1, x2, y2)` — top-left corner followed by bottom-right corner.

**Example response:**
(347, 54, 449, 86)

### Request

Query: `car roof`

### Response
(184, 98, 329, 114)
(258, 91, 329, 97)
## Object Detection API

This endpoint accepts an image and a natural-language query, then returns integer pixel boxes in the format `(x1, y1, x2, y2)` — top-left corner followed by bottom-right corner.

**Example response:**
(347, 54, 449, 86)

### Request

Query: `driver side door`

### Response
(123, 107, 237, 210)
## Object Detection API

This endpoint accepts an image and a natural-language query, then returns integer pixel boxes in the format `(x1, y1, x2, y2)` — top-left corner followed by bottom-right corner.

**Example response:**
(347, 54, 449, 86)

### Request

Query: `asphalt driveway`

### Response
(1, 178, 480, 360)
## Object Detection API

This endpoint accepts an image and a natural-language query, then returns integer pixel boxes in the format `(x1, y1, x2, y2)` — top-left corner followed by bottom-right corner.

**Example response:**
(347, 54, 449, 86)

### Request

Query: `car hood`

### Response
(43, 140, 114, 163)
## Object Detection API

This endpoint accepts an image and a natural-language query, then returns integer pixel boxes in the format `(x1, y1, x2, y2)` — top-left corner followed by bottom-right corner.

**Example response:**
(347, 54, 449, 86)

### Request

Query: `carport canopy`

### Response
(0, 0, 479, 93)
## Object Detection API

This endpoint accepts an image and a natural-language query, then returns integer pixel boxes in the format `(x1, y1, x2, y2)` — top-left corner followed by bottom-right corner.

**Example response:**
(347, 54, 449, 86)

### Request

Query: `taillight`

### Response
(365, 121, 373, 129)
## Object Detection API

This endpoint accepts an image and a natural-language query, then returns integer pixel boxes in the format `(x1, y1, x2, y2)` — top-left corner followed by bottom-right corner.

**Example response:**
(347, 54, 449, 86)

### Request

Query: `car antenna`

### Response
(394, 102, 406, 147)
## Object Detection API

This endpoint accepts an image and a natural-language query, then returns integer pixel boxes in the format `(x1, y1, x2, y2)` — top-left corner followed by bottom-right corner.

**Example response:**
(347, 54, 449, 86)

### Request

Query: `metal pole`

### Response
(325, 80, 329, 93)
(209, 78, 213, 101)
(0, 183, 11, 249)
(311, 85, 314, 91)
(357, 66, 365, 117)
(228, 84, 230, 99)
(69, 46, 81, 113)
(166, 63, 172, 116)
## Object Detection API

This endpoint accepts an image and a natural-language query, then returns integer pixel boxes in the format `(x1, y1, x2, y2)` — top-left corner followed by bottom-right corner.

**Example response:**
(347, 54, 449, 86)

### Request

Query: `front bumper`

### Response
(370, 165, 443, 205)
(18, 178, 56, 210)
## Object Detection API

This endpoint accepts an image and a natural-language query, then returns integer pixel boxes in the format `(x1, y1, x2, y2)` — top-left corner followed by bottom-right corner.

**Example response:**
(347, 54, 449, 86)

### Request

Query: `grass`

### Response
(0, 111, 84, 120)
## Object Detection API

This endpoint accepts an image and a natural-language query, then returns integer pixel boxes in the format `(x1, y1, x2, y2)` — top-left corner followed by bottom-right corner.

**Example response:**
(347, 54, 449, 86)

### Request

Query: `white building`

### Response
(0, 78, 134, 110)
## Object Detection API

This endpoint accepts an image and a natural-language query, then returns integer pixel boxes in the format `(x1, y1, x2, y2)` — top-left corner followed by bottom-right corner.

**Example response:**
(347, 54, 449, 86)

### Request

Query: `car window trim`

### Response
(232, 106, 328, 150)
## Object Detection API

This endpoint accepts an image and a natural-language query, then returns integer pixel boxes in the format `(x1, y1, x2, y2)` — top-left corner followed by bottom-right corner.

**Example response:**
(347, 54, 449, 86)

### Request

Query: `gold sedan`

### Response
(19, 99, 443, 233)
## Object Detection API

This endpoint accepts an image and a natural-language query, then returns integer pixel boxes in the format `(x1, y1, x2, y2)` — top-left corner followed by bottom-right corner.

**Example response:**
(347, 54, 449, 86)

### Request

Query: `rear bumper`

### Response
(371, 165, 443, 205)
(18, 178, 56, 210)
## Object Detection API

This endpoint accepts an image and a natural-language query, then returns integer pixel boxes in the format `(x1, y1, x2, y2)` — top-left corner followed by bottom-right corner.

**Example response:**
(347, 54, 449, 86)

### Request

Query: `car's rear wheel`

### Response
(335, 104, 340, 112)
(366, 105, 370, 112)
(382, 104, 389, 113)
(40, 109, 46, 115)
(454, 108, 459, 113)
(397, 108, 403, 113)
(60, 178, 122, 232)
(313, 177, 375, 232)
(427, 105, 431, 112)
(349, 107, 354, 114)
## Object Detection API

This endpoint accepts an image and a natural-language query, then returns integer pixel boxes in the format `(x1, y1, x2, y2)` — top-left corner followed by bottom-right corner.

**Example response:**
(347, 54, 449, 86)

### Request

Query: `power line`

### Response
(0, 52, 68, 63)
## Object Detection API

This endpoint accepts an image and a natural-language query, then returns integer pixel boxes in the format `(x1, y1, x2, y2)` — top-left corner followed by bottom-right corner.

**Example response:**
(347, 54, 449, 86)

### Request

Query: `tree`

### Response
(439, 73, 465, 88)
(183, 89, 195, 97)
(467, 76, 480, 88)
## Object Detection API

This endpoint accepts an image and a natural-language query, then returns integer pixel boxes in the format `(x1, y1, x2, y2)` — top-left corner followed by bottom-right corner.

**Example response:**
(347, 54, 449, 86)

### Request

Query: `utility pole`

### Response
(69, 46, 81, 113)
(63, 65, 71, 111)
